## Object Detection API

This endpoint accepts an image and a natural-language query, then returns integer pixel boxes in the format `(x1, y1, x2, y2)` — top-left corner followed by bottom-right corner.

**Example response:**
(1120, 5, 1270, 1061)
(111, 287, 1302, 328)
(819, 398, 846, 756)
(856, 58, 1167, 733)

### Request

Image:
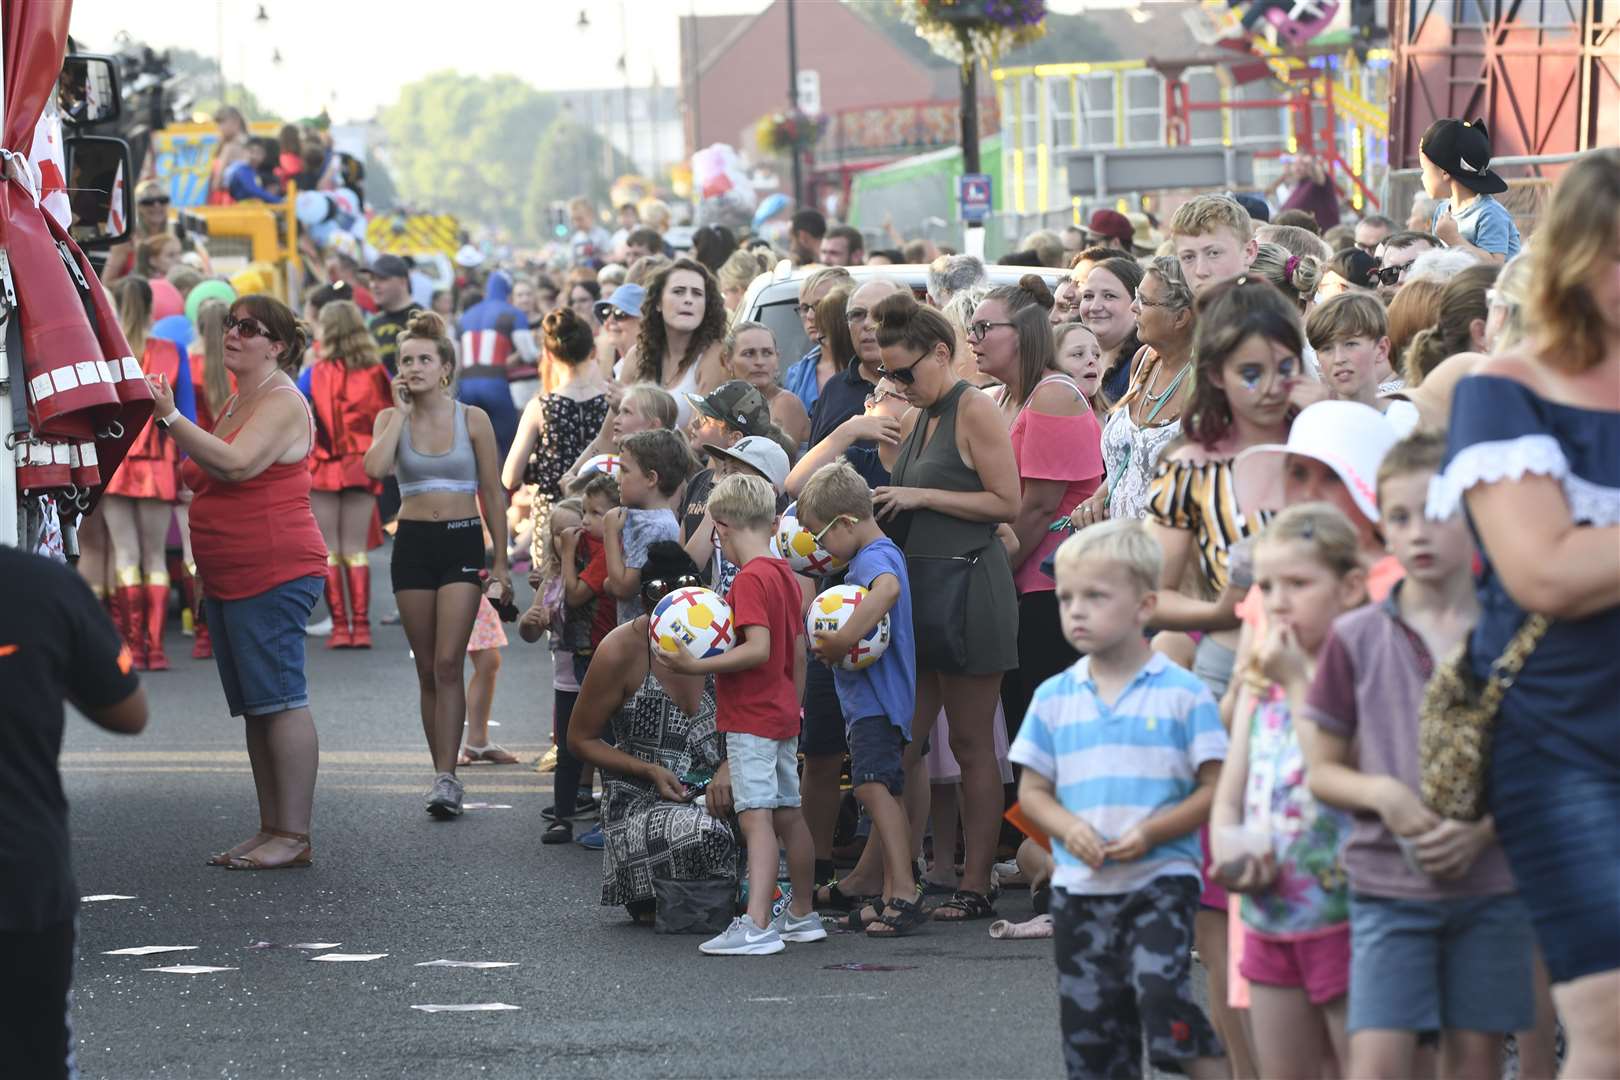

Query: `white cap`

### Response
(1233, 400, 1401, 524)
(703, 436, 790, 494)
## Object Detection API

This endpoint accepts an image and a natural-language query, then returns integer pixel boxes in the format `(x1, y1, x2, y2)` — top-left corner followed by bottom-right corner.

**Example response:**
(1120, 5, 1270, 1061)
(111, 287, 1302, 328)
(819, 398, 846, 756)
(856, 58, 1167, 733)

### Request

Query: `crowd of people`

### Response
(29, 114, 1617, 1078)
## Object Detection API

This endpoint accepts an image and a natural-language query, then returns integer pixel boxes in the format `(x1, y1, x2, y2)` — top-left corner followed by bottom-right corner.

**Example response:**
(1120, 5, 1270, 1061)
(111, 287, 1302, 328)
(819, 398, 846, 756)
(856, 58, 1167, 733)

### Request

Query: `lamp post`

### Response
(786, 0, 802, 206)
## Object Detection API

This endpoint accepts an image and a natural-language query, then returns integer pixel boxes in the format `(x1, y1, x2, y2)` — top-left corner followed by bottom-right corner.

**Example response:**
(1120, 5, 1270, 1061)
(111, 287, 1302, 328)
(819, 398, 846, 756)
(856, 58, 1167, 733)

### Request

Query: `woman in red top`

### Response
(148, 294, 329, 872)
(303, 299, 392, 648)
(102, 277, 208, 671)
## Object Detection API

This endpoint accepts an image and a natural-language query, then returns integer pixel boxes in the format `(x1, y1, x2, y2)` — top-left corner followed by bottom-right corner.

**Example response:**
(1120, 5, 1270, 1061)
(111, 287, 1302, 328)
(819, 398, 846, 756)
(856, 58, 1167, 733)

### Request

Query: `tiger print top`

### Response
(1146, 455, 1271, 598)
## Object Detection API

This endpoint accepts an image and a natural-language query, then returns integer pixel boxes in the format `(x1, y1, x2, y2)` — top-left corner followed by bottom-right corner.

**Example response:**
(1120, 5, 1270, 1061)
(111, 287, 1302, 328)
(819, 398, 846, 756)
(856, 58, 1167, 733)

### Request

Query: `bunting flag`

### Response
(106, 158, 125, 235)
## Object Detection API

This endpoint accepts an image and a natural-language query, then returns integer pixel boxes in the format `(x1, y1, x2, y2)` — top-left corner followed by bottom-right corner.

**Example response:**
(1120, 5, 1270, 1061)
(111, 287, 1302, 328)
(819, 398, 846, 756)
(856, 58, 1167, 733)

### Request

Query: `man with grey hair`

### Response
(1404, 246, 1480, 285)
(927, 253, 988, 307)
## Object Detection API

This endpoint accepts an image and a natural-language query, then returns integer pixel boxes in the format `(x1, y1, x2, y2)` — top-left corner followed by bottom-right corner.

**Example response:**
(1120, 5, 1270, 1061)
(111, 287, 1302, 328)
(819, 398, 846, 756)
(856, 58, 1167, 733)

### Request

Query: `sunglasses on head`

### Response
(642, 573, 702, 604)
(224, 315, 275, 341)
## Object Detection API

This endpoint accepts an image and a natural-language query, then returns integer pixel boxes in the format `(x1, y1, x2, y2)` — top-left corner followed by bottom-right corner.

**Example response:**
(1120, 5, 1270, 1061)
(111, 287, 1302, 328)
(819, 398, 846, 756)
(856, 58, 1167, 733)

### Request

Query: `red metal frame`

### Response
(1389, 0, 1619, 175)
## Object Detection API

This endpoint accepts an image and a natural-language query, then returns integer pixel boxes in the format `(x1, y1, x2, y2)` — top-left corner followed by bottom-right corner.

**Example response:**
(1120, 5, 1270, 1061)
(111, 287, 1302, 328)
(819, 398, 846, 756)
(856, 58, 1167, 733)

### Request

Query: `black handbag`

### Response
(906, 549, 980, 671)
(652, 876, 736, 935)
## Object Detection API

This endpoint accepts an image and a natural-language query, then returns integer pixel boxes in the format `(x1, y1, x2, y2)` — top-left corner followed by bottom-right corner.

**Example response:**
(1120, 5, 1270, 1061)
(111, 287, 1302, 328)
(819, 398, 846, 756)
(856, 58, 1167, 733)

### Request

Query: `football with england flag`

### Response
(807, 584, 891, 672)
(650, 586, 735, 661)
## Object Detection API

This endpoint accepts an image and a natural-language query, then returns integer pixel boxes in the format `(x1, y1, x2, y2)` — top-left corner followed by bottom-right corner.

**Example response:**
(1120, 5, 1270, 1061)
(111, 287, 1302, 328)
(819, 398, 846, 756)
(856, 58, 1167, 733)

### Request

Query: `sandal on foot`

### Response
(207, 824, 271, 867)
(473, 744, 520, 765)
(931, 889, 996, 922)
(224, 829, 313, 871)
(541, 820, 572, 845)
(843, 898, 889, 931)
(814, 880, 871, 912)
(867, 897, 927, 937)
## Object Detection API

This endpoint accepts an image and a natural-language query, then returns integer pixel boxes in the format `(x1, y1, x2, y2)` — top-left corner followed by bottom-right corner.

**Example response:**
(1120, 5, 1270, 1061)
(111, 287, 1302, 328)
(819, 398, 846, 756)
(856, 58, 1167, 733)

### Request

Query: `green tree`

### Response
(525, 114, 637, 238)
(378, 71, 560, 234)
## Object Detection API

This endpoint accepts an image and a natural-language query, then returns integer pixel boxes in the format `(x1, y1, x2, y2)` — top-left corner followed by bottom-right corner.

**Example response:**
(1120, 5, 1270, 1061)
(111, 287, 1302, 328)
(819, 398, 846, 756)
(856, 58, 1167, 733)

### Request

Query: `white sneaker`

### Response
(306, 615, 333, 637)
(773, 906, 828, 943)
(699, 915, 784, 956)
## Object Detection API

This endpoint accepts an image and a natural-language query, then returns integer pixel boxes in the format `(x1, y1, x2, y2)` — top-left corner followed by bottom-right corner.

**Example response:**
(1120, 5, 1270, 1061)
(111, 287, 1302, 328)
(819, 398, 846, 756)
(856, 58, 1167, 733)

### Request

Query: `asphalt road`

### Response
(61, 561, 1070, 1080)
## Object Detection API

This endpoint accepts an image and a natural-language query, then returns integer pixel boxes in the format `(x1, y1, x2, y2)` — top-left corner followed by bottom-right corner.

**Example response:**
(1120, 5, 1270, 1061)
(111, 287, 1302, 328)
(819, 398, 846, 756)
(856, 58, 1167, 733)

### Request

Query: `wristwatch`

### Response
(155, 409, 181, 429)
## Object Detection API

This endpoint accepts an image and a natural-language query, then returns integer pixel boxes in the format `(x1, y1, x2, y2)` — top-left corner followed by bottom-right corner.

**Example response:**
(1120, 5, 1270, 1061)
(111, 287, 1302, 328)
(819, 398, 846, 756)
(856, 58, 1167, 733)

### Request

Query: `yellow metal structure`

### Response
(183, 185, 303, 304)
(367, 213, 460, 258)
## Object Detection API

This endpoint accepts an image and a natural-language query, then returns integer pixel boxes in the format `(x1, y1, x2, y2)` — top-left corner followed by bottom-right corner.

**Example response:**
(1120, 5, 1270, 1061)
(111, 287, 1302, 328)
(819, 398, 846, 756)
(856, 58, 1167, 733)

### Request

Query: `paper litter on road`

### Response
(309, 952, 387, 962)
(410, 1003, 522, 1013)
(289, 942, 343, 950)
(487, 721, 501, 727)
(105, 946, 198, 956)
(143, 965, 239, 975)
(415, 960, 520, 969)
(81, 894, 136, 902)
(461, 803, 513, 810)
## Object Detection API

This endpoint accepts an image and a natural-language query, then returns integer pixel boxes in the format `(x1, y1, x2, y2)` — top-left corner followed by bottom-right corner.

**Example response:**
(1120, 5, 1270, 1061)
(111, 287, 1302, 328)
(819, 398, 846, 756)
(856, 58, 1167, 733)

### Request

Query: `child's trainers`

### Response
(772, 906, 828, 943)
(699, 914, 784, 956)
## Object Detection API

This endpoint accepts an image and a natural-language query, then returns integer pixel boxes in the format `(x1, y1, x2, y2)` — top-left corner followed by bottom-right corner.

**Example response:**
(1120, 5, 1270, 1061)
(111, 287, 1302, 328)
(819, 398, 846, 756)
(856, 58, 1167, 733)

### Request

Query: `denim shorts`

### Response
(204, 574, 322, 718)
(728, 732, 801, 813)
(847, 716, 905, 795)
(1347, 892, 1534, 1034)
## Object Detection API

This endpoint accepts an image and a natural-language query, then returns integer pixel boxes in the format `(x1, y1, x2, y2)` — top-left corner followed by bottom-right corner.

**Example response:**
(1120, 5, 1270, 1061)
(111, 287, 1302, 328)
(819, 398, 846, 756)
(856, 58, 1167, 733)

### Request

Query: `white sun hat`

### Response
(1233, 400, 1401, 524)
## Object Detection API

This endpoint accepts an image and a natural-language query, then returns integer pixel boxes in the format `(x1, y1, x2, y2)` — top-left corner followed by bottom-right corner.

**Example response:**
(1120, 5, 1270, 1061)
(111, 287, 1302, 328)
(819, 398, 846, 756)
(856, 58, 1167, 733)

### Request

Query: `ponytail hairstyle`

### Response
(1184, 277, 1305, 449)
(1258, 502, 1363, 581)
(873, 289, 956, 360)
(317, 299, 381, 370)
(1385, 278, 1445, 379)
(1250, 242, 1322, 312)
(1402, 263, 1499, 386)
(112, 276, 153, 357)
(397, 308, 457, 387)
(815, 288, 855, 371)
(983, 273, 1058, 408)
(231, 294, 309, 374)
(542, 306, 595, 367)
(195, 298, 233, 416)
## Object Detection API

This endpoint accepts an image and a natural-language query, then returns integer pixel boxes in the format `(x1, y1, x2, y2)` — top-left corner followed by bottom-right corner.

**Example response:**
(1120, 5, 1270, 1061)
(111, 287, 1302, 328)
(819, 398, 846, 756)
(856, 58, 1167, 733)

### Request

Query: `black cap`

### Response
(1233, 192, 1270, 223)
(371, 254, 410, 280)
(687, 380, 773, 437)
(1420, 119, 1508, 194)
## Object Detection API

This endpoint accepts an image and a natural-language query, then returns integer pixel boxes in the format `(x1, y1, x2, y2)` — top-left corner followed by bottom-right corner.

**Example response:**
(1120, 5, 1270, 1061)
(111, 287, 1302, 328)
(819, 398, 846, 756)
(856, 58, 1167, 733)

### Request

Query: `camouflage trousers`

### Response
(1051, 875, 1222, 1078)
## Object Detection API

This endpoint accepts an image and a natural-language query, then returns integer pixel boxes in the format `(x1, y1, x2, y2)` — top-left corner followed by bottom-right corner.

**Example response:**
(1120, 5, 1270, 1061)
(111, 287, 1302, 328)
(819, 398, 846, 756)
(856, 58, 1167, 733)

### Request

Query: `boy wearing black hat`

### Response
(1419, 118, 1521, 262)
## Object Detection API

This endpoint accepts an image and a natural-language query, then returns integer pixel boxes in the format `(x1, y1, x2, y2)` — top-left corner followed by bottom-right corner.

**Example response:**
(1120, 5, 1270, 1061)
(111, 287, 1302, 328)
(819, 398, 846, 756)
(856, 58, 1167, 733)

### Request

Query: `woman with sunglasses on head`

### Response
(870, 291, 1021, 924)
(363, 311, 512, 820)
(969, 275, 1104, 740)
(147, 296, 327, 871)
(567, 541, 736, 925)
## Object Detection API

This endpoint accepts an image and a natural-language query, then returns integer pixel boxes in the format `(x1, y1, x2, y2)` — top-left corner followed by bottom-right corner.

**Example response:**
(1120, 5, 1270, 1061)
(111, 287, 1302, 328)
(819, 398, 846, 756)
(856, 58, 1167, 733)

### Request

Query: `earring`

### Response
(440, 373, 451, 389)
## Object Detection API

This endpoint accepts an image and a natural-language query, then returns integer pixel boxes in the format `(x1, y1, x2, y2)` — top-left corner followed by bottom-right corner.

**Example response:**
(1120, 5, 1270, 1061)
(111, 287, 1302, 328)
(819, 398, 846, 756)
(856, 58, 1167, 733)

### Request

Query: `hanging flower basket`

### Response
(755, 109, 828, 155)
(898, 0, 1047, 66)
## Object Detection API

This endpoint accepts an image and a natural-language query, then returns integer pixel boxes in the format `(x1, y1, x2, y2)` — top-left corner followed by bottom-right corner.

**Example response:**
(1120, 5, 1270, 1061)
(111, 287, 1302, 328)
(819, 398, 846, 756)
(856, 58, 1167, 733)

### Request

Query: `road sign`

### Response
(959, 172, 992, 224)
(797, 71, 821, 115)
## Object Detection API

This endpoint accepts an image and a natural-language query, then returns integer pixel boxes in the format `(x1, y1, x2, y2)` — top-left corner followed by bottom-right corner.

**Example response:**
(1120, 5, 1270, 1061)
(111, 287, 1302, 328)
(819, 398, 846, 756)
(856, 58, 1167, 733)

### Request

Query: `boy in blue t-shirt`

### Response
(1010, 519, 1227, 1078)
(1419, 117, 1521, 261)
(796, 461, 922, 937)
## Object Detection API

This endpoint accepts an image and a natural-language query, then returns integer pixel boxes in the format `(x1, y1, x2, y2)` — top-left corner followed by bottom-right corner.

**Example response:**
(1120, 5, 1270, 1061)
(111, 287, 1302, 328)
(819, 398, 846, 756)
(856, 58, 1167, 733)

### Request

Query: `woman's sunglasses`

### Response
(224, 315, 275, 341)
(138, 196, 171, 208)
(642, 573, 702, 604)
(876, 351, 927, 385)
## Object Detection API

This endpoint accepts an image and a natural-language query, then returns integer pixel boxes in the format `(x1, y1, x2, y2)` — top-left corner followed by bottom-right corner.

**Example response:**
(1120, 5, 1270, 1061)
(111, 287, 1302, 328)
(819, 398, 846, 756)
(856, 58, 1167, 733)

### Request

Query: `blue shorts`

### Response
(798, 660, 846, 757)
(728, 732, 800, 813)
(204, 575, 322, 718)
(847, 716, 905, 795)
(1348, 892, 1534, 1034)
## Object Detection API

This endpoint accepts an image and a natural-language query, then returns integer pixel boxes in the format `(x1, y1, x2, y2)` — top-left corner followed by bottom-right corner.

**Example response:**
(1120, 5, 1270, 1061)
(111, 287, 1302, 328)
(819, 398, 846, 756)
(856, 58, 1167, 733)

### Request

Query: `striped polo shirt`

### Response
(1010, 652, 1227, 895)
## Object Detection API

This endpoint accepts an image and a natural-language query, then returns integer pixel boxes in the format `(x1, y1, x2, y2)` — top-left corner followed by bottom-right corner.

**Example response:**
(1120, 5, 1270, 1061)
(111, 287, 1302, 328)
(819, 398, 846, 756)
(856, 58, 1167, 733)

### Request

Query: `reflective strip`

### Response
(74, 360, 103, 385)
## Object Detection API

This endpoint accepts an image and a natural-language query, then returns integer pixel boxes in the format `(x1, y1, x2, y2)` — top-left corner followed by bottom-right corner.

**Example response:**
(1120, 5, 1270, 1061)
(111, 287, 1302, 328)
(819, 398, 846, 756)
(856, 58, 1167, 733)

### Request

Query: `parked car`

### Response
(736, 262, 1068, 377)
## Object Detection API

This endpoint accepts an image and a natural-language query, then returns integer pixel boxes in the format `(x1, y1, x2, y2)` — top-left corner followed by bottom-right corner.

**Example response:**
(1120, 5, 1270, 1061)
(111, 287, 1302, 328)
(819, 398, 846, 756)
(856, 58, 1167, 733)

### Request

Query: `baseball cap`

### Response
(594, 283, 646, 322)
(688, 380, 773, 437)
(1419, 119, 1508, 195)
(370, 254, 410, 280)
(1233, 192, 1271, 223)
(703, 436, 790, 494)
(1233, 400, 1401, 524)
(1086, 209, 1134, 247)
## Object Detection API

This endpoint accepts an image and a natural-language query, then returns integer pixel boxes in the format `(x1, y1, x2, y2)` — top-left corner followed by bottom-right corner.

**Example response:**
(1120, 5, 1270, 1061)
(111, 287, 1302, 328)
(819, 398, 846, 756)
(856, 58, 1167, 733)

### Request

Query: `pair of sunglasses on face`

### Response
(224, 315, 276, 341)
(642, 573, 702, 605)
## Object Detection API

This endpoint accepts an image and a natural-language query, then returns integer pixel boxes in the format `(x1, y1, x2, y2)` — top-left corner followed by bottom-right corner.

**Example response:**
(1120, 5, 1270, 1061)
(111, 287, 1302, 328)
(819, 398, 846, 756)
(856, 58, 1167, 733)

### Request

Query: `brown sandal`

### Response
(224, 828, 313, 871)
(207, 823, 272, 867)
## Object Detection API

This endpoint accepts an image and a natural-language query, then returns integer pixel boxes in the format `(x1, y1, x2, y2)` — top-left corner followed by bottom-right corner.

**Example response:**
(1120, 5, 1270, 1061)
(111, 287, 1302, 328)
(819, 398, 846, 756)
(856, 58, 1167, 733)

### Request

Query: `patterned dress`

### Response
(599, 665, 736, 907)
(1100, 405, 1181, 523)
(524, 393, 611, 498)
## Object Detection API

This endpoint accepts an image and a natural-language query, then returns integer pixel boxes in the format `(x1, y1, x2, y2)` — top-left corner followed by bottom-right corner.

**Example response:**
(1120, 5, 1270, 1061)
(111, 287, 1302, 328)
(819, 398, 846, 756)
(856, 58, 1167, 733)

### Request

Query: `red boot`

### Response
(346, 557, 372, 648)
(324, 558, 352, 649)
(183, 563, 212, 659)
(143, 575, 171, 671)
(114, 577, 147, 670)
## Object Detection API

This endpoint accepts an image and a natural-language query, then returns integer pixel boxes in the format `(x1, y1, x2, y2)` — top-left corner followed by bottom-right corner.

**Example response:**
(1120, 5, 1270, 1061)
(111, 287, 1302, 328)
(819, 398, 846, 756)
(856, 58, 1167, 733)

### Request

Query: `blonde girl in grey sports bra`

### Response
(363, 311, 511, 819)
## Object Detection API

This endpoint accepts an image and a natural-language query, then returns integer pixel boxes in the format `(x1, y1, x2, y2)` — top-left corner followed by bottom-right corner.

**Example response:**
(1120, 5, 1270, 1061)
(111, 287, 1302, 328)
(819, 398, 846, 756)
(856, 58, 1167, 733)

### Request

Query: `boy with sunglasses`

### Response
(657, 474, 823, 955)
(797, 461, 922, 935)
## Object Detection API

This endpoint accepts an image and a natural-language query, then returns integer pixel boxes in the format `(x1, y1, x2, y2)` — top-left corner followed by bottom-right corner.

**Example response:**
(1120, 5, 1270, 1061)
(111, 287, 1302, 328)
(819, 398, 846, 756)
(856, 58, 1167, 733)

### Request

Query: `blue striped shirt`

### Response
(1009, 652, 1227, 895)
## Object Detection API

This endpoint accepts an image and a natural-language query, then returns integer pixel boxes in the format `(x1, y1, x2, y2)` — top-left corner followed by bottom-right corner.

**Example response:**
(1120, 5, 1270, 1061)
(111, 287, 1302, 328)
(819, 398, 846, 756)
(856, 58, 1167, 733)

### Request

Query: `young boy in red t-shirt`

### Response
(656, 473, 823, 955)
